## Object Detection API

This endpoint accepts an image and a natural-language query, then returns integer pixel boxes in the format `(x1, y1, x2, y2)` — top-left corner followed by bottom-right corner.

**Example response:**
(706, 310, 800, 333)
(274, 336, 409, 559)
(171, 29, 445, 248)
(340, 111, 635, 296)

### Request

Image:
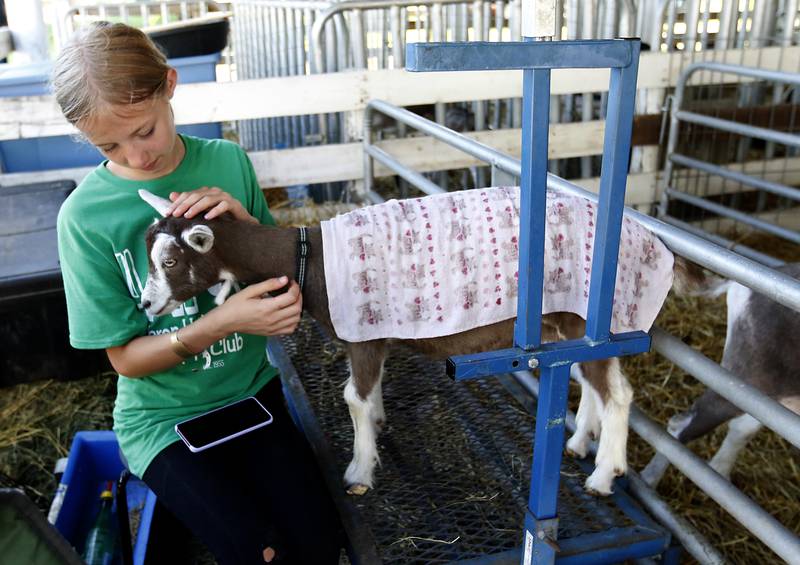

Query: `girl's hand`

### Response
(213, 277, 302, 337)
(166, 187, 258, 224)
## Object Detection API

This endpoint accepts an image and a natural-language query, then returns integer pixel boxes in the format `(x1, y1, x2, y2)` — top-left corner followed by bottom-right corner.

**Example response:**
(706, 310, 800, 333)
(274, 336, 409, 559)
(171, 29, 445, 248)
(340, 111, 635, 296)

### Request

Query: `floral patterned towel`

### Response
(320, 186, 674, 342)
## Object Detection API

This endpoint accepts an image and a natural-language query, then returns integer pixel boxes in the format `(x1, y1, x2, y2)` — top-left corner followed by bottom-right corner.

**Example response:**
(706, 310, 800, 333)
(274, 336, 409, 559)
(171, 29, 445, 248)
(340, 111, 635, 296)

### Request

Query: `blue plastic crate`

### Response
(0, 53, 222, 172)
(51, 431, 156, 565)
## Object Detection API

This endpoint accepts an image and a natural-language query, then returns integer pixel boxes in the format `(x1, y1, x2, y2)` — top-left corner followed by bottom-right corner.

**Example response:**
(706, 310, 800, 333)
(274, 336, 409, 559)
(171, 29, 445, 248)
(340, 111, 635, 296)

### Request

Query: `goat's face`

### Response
(141, 217, 223, 317)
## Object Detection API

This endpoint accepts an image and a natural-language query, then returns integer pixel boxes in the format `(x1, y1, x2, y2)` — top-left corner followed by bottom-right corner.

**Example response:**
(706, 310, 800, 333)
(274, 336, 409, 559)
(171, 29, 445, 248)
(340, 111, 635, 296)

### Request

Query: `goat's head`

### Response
(139, 190, 229, 317)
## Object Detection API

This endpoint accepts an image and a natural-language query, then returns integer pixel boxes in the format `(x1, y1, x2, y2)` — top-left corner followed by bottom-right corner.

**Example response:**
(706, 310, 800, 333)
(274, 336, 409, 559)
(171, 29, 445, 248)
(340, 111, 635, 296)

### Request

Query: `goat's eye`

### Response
(163, 259, 176, 268)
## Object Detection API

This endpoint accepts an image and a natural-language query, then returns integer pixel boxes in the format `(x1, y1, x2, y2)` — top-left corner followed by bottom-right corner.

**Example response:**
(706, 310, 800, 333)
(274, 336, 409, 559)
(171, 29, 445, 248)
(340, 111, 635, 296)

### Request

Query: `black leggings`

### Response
(143, 377, 343, 564)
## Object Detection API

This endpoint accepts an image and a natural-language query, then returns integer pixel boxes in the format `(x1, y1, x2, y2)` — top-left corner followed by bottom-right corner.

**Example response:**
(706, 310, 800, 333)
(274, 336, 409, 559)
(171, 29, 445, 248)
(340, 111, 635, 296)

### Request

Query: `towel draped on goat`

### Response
(320, 186, 674, 342)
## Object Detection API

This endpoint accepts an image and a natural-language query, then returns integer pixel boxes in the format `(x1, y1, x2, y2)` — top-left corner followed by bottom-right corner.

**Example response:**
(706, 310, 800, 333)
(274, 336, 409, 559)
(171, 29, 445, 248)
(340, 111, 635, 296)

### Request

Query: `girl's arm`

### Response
(107, 277, 302, 377)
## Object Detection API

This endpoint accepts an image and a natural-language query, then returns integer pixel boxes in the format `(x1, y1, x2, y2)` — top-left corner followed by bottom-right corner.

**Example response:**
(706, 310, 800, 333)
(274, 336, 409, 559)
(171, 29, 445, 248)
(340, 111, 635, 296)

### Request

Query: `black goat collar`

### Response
(296, 227, 310, 292)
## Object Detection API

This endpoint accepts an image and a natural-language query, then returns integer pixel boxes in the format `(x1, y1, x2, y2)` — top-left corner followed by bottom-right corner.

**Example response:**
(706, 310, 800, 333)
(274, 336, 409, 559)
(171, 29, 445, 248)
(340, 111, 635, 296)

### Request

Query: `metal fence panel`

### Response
(659, 62, 800, 264)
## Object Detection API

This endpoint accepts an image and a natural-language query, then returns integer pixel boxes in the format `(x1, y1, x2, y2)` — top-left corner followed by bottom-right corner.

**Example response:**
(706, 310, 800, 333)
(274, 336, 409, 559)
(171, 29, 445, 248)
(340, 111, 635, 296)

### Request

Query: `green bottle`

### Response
(82, 482, 119, 565)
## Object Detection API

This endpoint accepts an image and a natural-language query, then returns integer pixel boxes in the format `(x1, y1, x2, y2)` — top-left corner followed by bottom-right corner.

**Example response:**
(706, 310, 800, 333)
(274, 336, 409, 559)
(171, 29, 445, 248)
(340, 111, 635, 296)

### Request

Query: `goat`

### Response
(138, 188, 701, 497)
(640, 263, 800, 486)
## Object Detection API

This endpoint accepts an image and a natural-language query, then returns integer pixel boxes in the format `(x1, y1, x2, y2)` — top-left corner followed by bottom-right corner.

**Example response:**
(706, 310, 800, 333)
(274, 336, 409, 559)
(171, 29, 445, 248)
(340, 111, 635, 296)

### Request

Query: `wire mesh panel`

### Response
(225, 1, 800, 200)
(231, 0, 523, 155)
(660, 63, 800, 264)
(231, 0, 329, 153)
(276, 317, 668, 562)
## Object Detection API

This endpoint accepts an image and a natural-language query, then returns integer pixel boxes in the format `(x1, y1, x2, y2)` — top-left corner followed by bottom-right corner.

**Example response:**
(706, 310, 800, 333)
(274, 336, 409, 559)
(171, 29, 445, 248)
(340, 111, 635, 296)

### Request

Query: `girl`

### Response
(54, 22, 342, 564)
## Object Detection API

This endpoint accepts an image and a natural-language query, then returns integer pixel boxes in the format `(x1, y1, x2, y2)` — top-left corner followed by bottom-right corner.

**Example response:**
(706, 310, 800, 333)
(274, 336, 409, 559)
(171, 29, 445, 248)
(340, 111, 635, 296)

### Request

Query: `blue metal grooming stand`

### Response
(406, 38, 651, 565)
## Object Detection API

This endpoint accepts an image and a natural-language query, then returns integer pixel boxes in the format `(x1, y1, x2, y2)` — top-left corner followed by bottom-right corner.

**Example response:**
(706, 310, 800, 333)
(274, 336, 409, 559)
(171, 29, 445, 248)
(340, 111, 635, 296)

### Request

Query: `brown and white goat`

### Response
(641, 263, 800, 486)
(139, 189, 700, 497)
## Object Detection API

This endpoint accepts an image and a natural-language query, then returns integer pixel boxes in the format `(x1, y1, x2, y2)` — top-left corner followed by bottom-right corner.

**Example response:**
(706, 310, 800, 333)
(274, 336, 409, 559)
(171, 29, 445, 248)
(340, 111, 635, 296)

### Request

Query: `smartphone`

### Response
(175, 396, 273, 453)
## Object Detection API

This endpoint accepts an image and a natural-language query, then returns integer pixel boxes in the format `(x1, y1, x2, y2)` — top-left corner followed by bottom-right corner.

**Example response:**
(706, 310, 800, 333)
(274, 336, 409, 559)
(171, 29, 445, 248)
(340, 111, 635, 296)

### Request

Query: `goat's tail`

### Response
(672, 255, 730, 298)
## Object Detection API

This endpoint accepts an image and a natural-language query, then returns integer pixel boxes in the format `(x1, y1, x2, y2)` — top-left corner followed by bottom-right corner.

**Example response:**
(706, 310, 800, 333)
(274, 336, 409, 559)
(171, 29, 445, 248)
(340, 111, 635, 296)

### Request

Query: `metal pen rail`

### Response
(364, 99, 800, 314)
(309, 0, 495, 74)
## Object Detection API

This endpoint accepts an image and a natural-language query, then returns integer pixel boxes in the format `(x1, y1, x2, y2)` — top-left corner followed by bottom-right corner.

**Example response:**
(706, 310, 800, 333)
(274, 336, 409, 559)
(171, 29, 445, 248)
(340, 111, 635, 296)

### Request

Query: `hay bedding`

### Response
(618, 231, 800, 564)
(623, 293, 800, 564)
(0, 374, 117, 509)
(1, 192, 797, 564)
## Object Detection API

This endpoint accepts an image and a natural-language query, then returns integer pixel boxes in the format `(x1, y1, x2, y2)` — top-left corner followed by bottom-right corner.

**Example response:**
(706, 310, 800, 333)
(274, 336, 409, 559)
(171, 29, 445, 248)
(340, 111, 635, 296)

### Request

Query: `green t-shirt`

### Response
(57, 135, 278, 478)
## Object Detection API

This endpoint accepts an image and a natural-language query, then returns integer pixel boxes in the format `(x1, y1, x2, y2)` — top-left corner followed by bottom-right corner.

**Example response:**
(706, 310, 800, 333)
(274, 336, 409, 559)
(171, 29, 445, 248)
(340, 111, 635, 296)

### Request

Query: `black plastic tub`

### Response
(147, 16, 230, 59)
(0, 180, 109, 386)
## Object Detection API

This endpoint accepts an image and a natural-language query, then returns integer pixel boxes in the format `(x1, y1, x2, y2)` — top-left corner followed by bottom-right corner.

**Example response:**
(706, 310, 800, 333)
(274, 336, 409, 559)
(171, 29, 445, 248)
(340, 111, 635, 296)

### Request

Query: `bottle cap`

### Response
(100, 480, 113, 499)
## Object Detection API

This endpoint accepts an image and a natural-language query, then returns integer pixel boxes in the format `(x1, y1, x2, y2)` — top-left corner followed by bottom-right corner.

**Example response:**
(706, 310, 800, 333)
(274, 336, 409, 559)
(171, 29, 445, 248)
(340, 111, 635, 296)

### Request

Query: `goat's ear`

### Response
(182, 225, 215, 254)
(138, 189, 172, 217)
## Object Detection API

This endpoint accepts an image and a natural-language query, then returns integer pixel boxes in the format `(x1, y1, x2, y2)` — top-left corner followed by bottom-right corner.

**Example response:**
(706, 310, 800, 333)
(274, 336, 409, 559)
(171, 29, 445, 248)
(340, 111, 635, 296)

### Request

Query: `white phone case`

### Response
(174, 396, 273, 453)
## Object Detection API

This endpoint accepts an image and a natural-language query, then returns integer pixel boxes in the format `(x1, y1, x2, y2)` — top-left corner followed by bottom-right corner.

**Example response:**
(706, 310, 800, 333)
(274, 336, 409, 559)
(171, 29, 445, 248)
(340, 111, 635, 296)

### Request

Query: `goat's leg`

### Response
(641, 389, 742, 487)
(708, 413, 762, 479)
(565, 364, 602, 459)
(583, 358, 633, 496)
(372, 377, 386, 432)
(709, 396, 799, 479)
(343, 340, 387, 496)
(644, 395, 797, 486)
(639, 409, 700, 486)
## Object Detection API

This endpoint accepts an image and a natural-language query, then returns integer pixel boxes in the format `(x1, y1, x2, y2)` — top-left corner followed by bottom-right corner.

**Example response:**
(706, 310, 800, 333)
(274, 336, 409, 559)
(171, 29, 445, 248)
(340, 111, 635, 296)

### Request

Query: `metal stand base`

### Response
(269, 319, 671, 564)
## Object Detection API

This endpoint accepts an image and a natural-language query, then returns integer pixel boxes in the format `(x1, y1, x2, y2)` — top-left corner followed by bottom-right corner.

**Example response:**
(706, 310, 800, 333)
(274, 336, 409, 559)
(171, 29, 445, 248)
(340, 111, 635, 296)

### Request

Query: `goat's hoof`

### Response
(565, 446, 587, 459)
(585, 485, 613, 497)
(584, 473, 614, 497)
(346, 483, 370, 496)
(614, 467, 626, 477)
(565, 435, 589, 459)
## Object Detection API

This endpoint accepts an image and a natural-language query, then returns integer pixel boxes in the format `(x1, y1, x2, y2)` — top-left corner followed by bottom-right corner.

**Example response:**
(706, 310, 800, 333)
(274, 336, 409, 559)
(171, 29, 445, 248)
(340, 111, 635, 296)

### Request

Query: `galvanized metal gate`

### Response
(57, 1, 229, 49)
(228, 0, 800, 182)
(658, 62, 800, 267)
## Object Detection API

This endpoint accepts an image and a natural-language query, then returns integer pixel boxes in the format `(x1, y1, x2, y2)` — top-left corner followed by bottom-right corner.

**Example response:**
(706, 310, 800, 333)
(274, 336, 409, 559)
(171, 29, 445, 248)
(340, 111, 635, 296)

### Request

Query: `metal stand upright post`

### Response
(406, 2, 647, 564)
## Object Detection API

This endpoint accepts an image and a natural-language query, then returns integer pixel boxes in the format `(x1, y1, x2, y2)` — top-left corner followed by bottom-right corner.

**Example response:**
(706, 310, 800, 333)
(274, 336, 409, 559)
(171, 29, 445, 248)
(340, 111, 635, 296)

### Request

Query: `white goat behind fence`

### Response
(642, 263, 800, 486)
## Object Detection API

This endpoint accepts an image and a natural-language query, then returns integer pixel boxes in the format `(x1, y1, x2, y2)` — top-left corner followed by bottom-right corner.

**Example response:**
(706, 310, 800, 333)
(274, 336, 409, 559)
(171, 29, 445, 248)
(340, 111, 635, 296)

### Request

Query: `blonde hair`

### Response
(52, 22, 170, 125)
